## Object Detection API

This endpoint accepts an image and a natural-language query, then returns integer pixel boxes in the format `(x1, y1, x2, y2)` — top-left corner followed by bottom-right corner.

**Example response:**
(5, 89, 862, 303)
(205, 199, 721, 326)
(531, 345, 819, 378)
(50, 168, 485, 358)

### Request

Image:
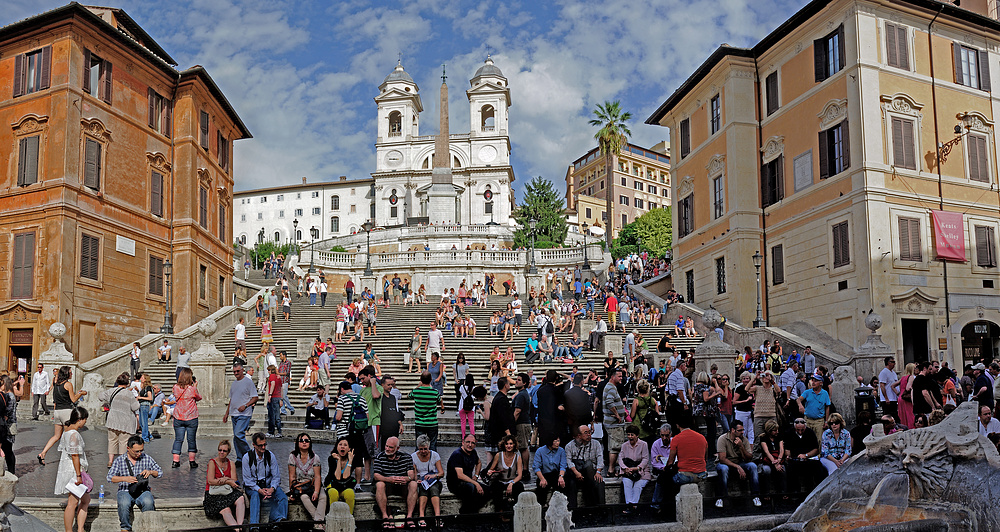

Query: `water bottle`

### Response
(99, 485, 105, 504)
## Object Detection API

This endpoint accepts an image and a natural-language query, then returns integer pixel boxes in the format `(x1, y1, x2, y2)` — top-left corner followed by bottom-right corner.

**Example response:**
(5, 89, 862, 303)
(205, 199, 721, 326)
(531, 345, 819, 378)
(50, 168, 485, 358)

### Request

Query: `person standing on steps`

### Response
(277, 351, 295, 417)
(266, 365, 283, 439)
(409, 372, 443, 451)
(244, 257, 251, 280)
(320, 278, 329, 308)
(131, 342, 143, 377)
(407, 327, 423, 374)
(223, 363, 259, 465)
(345, 278, 355, 304)
(171, 367, 201, 469)
(31, 362, 50, 421)
(38, 366, 87, 466)
(426, 322, 444, 366)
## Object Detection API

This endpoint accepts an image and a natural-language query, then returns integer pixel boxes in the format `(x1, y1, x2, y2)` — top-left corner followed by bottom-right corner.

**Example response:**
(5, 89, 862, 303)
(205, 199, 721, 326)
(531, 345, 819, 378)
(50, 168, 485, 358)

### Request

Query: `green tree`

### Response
(248, 241, 293, 268)
(590, 100, 632, 248)
(612, 207, 672, 259)
(513, 176, 569, 248)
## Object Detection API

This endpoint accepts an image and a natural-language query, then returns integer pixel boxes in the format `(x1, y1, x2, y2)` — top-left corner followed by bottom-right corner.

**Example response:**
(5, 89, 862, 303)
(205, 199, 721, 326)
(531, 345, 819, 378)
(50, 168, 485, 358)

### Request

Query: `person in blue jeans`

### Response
(242, 432, 289, 524)
(136, 374, 154, 442)
(107, 436, 162, 531)
(714, 420, 761, 508)
(223, 363, 259, 464)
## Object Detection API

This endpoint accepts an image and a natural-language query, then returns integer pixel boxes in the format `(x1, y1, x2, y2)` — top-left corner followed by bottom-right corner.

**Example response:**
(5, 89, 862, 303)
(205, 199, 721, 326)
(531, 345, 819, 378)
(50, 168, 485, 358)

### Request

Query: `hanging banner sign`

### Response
(932, 210, 966, 261)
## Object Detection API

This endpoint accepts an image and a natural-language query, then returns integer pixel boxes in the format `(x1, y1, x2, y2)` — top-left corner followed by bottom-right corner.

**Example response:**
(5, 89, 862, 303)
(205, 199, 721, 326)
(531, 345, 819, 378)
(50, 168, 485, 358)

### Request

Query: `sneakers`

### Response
(752, 497, 762, 507)
(715, 499, 723, 508)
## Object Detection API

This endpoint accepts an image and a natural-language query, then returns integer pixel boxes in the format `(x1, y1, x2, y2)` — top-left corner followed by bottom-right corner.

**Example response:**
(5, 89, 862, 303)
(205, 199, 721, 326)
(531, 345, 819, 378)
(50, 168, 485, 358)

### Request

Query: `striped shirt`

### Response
(373, 451, 414, 479)
(408, 386, 441, 427)
(667, 369, 690, 403)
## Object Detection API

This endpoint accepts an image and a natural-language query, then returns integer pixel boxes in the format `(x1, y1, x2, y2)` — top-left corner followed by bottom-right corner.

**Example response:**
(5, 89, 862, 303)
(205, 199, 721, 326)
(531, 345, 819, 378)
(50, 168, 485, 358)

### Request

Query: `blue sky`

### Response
(8, 0, 808, 199)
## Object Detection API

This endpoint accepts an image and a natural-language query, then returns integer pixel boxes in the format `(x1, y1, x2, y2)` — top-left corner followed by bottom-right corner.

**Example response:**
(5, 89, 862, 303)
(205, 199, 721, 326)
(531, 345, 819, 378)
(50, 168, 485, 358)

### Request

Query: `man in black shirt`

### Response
(784, 417, 825, 492)
(912, 361, 942, 416)
(489, 377, 516, 460)
(512, 373, 534, 476)
(447, 435, 489, 513)
(378, 377, 404, 452)
(536, 370, 567, 446)
(972, 363, 994, 411)
(564, 373, 593, 439)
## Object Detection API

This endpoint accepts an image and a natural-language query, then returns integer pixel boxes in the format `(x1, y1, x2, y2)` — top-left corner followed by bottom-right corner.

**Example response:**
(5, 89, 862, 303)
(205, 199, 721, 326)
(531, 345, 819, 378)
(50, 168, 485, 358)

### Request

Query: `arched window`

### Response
(422, 155, 431, 169)
(481, 105, 495, 131)
(239, 235, 246, 244)
(331, 195, 340, 210)
(331, 216, 340, 233)
(453, 155, 461, 168)
(295, 229, 302, 241)
(274, 231, 280, 242)
(388, 111, 402, 137)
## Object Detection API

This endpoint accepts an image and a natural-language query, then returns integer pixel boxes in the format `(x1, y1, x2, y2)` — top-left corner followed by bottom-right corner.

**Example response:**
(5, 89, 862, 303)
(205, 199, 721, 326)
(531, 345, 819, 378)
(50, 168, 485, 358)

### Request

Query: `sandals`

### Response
(37, 454, 45, 465)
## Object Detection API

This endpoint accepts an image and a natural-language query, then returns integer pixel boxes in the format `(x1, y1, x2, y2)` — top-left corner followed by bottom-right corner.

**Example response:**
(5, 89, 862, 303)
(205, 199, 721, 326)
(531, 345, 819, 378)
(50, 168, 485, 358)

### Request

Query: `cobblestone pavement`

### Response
(11, 417, 466, 499)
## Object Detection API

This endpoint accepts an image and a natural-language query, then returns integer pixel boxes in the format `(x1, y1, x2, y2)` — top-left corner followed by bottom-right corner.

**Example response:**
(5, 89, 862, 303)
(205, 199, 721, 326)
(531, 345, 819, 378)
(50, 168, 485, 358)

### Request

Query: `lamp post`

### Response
(581, 222, 591, 271)
(528, 217, 538, 274)
(752, 250, 766, 327)
(160, 260, 174, 334)
(309, 226, 318, 273)
(256, 227, 265, 269)
(363, 220, 374, 276)
(292, 218, 299, 255)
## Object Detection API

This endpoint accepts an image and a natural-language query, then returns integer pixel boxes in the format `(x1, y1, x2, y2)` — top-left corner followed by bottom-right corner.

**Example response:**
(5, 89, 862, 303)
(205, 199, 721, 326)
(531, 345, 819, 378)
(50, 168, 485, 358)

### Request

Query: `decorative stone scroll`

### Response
(761, 136, 784, 163)
(705, 154, 726, 176)
(197, 168, 212, 187)
(146, 152, 171, 174)
(818, 98, 848, 129)
(678, 176, 694, 198)
(81, 117, 112, 142)
(11, 113, 48, 134)
(880, 93, 924, 116)
(960, 111, 994, 133)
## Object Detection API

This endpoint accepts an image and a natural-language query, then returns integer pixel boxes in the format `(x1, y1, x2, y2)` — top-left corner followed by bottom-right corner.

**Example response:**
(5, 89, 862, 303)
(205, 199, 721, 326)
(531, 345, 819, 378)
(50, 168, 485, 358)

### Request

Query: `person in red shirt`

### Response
(266, 366, 283, 438)
(661, 414, 707, 518)
(604, 292, 619, 332)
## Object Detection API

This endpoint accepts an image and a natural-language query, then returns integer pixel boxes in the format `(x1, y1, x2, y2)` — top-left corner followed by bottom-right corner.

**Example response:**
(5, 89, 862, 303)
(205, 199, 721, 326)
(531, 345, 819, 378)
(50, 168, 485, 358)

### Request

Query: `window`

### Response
(600, 181, 604, 190)
(311, 191, 319, 198)
(199, 187, 209, 229)
(648, 184, 657, 195)
(621, 213, 628, 227)
(685, 270, 694, 304)
(11, 232, 35, 299)
(12, 46, 51, 97)
(294, 208, 303, 217)
(954, 43, 991, 91)
(713, 176, 724, 219)
(297, 193, 302, 199)
(200, 111, 210, 149)
(602, 211, 607, 221)
(710, 94, 721, 134)
(890, 117, 916, 170)
(679, 119, 691, 158)
(274, 231, 280, 242)
(350, 205, 357, 213)
(968, 134, 990, 182)
(678, 194, 694, 237)
(761, 156, 784, 207)
(621, 177, 627, 186)
(885, 23, 909, 70)
(390, 206, 398, 217)
(832, 221, 850, 268)
(217, 132, 229, 170)
(330, 216, 340, 232)
(148, 256, 164, 296)
(765, 71, 779, 115)
(150, 171, 163, 217)
(17, 136, 39, 186)
(256, 213, 262, 220)
(819, 122, 849, 178)
(898, 216, 921, 261)
(83, 138, 102, 190)
(715, 257, 727, 294)
(82, 50, 113, 104)
(147, 89, 171, 136)
(620, 195, 629, 205)
(634, 198, 644, 209)
(814, 25, 845, 82)
(218, 205, 226, 241)
(662, 188, 669, 198)
(276, 194, 283, 201)
(241, 214, 246, 222)
(219, 276, 225, 308)
(485, 202, 493, 214)
(279, 210, 285, 218)
(585, 207, 592, 218)
(331, 195, 340, 210)
(975, 225, 997, 267)
(771, 245, 784, 285)
(649, 202, 657, 209)
(199, 265, 207, 300)
(80, 233, 100, 280)
(634, 181, 643, 191)
(260, 196, 267, 203)
(312, 207, 321, 215)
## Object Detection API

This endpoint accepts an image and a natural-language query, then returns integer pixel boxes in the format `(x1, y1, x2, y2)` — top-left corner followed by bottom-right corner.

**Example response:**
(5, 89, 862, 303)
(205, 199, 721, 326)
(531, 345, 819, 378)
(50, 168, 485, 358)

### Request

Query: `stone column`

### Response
(325, 501, 355, 532)
(360, 275, 377, 296)
(854, 309, 895, 385)
(676, 483, 703, 531)
(513, 491, 541, 532)
(693, 309, 736, 377)
(830, 365, 859, 426)
(188, 319, 231, 407)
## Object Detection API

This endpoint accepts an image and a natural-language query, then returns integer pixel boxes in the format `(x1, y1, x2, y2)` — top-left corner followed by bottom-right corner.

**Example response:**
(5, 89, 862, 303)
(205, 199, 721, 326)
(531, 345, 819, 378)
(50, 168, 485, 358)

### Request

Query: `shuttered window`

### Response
(80, 233, 100, 280)
(12, 46, 51, 97)
(898, 216, 922, 262)
(765, 72, 779, 115)
(832, 221, 850, 268)
(150, 171, 163, 217)
(954, 43, 991, 91)
(11, 232, 36, 299)
(814, 25, 845, 82)
(771, 244, 784, 285)
(17, 136, 39, 186)
(891, 117, 916, 170)
(679, 119, 691, 158)
(199, 187, 209, 229)
(199, 265, 207, 300)
(82, 49, 113, 104)
(678, 194, 694, 237)
(148, 256, 164, 296)
(819, 122, 850, 178)
(83, 138, 101, 190)
(200, 111, 210, 149)
(147, 89, 171, 135)
(217, 132, 229, 170)
(761, 156, 785, 207)
(710, 95, 721, 134)
(975, 225, 997, 267)
(715, 257, 727, 294)
(885, 23, 909, 70)
(218, 204, 226, 241)
(968, 134, 990, 182)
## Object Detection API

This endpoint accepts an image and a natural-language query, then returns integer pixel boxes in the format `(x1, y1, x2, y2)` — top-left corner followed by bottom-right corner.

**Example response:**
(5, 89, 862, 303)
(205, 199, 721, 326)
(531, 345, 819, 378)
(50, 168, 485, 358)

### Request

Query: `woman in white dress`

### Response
(55, 407, 91, 532)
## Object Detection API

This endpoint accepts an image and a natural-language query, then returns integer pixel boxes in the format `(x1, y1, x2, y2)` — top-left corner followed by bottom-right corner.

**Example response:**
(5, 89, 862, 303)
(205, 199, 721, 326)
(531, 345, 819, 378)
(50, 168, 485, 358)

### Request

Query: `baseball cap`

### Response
(973, 363, 986, 371)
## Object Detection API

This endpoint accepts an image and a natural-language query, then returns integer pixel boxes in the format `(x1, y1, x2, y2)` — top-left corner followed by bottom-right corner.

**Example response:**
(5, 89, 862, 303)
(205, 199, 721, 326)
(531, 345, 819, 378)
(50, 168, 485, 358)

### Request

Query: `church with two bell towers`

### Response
(372, 57, 515, 227)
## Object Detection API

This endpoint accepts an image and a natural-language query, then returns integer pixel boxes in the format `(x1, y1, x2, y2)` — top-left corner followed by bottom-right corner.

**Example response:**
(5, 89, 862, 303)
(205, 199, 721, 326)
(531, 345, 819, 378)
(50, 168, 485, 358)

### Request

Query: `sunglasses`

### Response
(218, 448, 230, 453)
(794, 421, 806, 425)
(298, 438, 311, 443)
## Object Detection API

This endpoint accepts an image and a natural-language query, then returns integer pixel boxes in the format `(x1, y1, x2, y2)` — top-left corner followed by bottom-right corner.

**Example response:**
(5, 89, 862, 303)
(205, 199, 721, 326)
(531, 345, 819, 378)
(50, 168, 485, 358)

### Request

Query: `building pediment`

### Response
(891, 287, 938, 313)
(416, 183, 465, 194)
(0, 301, 42, 322)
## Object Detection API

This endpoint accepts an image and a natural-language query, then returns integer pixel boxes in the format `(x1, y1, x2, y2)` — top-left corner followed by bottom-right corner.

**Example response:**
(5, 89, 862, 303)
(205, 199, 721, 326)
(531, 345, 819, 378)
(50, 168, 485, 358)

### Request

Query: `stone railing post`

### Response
(325, 501, 354, 532)
(676, 483, 702, 531)
(188, 318, 230, 407)
(513, 491, 541, 532)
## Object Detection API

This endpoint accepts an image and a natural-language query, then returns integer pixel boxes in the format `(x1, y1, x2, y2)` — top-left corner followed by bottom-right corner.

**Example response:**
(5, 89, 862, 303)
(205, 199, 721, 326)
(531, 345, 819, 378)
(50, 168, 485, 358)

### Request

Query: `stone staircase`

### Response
(135, 270, 705, 443)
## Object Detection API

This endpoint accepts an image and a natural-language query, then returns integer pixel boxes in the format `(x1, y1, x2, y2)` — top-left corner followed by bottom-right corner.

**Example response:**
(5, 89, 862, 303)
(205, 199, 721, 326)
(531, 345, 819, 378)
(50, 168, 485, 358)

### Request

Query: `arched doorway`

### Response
(961, 320, 1000, 366)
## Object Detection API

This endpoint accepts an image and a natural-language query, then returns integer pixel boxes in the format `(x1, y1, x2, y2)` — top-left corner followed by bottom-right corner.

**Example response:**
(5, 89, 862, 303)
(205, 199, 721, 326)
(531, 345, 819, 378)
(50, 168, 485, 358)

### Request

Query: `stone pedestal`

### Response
(360, 275, 377, 296)
(37, 323, 80, 390)
(854, 310, 895, 386)
(693, 309, 736, 377)
(525, 273, 544, 295)
(830, 365, 859, 426)
(297, 339, 313, 360)
(319, 321, 336, 341)
(603, 335, 622, 360)
(676, 483, 703, 531)
(133, 511, 165, 532)
(579, 319, 595, 341)
(513, 491, 541, 532)
(187, 319, 230, 407)
(325, 501, 355, 532)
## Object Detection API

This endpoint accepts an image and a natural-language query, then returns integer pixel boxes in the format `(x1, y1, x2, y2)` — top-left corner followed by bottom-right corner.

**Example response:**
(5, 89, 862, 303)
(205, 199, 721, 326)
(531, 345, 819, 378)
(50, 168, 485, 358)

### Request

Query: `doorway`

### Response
(960, 320, 1000, 367)
(9, 345, 31, 376)
(901, 319, 929, 365)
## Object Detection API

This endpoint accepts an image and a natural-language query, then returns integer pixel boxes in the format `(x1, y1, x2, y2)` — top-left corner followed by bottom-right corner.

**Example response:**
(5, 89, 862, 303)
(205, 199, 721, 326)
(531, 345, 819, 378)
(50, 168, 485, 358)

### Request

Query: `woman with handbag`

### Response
(629, 380, 661, 448)
(324, 438, 357, 514)
(100, 372, 139, 468)
(896, 363, 916, 429)
(204, 439, 245, 526)
(748, 372, 780, 447)
(617, 425, 651, 513)
(484, 435, 524, 516)
(411, 434, 445, 526)
(55, 407, 91, 532)
(288, 433, 326, 527)
(171, 368, 201, 469)
(38, 366, 87, 466)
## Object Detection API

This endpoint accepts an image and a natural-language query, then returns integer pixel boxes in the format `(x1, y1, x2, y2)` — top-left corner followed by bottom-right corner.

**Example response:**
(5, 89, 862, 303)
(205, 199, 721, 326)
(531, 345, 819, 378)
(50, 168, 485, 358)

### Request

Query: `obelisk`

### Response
(426, 65, 457, 224)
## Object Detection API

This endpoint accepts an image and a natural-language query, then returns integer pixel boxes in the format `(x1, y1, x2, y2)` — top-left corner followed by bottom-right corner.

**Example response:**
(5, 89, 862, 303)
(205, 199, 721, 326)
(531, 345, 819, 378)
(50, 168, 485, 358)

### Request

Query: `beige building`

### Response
(564, 142, 671, 237)
(648, 0, 1000, 368)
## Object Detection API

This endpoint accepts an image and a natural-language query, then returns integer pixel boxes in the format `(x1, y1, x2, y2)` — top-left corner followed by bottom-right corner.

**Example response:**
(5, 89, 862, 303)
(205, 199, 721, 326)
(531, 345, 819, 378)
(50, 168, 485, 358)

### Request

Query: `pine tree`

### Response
(513, 176, 569, 249)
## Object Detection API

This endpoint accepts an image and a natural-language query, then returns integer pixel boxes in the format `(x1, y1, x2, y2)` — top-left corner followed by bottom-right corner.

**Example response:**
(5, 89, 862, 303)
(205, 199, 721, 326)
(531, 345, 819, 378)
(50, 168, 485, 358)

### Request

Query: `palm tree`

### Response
(590, 101, 632, 248)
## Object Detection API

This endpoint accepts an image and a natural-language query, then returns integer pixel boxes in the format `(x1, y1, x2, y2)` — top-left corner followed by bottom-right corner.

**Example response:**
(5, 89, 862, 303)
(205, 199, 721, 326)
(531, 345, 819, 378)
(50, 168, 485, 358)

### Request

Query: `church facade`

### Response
(371, 58, 515, 227)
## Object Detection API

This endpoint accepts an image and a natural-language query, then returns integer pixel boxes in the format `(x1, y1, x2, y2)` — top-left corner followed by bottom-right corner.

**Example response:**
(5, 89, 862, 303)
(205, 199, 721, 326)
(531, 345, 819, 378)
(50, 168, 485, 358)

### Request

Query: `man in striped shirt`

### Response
(373, 436, 417, 523)
(408, 371, 443, 450)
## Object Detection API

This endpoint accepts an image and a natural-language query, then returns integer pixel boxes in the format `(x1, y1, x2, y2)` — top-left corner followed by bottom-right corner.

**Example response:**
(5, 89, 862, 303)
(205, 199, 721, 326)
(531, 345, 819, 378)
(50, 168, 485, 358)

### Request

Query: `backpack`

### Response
(639, 396, 659, 434)
(770, 354, 782, 374)
(544, 318, 554, 336)
(462, 387, 475, 412)
(348, 395, 368, 434)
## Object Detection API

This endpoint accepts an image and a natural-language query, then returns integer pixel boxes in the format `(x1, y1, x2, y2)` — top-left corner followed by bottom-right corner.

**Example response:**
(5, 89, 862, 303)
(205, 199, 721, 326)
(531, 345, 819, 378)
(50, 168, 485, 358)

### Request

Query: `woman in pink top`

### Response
(172, 367, 202, 469)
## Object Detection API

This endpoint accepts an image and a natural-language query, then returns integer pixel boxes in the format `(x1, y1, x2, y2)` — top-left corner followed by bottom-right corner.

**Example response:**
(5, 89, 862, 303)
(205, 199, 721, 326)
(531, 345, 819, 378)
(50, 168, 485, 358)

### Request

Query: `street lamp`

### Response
(309, 226, 319, 273)
(528, 217, 538, 274)
(752, 250, 766, 327)
(581, 222, 591, 271)
(256, 227, 265, 269)
(292, 218, 299, 255)
(160, 259, 174, 334)
(363, 219, 374, 276)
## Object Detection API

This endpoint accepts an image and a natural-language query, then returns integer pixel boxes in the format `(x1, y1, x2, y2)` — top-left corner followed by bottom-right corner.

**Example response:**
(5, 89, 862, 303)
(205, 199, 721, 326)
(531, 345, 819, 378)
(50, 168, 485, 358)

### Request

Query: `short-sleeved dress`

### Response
(55, 429, 88, 495)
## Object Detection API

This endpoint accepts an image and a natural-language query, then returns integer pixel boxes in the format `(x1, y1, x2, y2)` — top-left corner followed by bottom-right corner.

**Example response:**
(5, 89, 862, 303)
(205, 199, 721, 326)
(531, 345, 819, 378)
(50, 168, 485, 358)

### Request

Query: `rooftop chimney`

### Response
(301, 177, 307, 184)
(340, 176, 347, 181)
